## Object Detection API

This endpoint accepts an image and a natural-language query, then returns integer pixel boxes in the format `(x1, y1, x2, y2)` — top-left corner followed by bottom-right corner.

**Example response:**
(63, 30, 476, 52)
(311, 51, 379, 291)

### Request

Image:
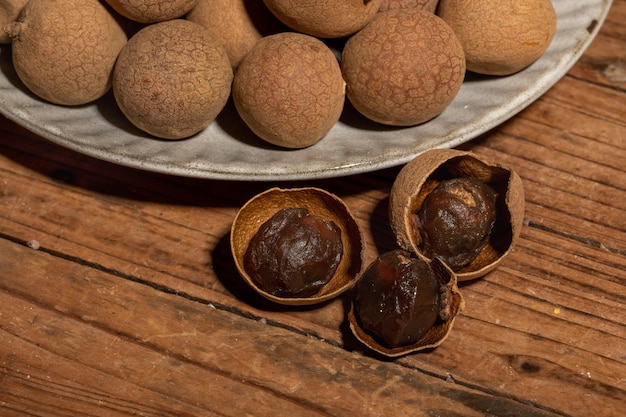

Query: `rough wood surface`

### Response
(1, 2, 624, 416)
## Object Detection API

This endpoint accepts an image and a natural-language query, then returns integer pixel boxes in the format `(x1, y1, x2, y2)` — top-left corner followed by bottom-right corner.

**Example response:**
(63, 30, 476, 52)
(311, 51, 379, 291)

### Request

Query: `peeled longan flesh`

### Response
(263, 0, 381, 38)
(437, 0, 557, 75)
(232, 32, 345, 149)
(244, 207, 344, 298)
(353, 250, 441, 348)
(7, 0, 127, 106)
(112, 19, 233, 140)
(0, 0, 28, 44)
(104, 0, 199, 23)
(341, 9, 465, 126)
(187, 0, 285, 68)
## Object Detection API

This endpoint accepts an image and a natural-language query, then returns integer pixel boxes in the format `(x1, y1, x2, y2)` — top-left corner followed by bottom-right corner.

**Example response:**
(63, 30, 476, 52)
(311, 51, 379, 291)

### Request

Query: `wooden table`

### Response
(1, 2, 624, 416)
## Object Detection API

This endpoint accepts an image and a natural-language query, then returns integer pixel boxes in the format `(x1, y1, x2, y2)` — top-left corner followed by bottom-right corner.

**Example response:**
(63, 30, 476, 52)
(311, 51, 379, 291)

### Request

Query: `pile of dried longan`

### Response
(2, 0, 556, 144)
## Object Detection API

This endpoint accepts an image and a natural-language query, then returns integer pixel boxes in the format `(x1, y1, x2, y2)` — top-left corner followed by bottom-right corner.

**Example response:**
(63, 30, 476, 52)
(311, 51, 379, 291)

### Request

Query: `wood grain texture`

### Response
(1, 1, 625, 416)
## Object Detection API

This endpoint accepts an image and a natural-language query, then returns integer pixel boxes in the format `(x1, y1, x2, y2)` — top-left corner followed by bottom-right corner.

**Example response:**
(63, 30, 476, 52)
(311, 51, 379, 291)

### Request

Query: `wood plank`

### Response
(0, 238, 569, 417)
(2, 199, 625, 417)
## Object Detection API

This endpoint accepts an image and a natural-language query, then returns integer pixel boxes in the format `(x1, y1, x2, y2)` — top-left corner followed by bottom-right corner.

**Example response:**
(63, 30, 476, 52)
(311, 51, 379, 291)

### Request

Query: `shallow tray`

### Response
(0, 0, 612, 181)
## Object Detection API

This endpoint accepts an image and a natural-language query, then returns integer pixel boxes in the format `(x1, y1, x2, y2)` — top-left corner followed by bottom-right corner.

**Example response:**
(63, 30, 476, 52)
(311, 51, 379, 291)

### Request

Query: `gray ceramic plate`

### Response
(0, 0, 612, 181)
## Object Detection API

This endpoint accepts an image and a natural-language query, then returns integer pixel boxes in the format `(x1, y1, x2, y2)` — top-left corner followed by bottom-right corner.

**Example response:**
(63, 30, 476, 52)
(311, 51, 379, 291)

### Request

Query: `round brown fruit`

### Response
(104, 0, 199, 23)
(112, 19, 233, 140)
(7, 0, 127, 105)
(263, 0, 381, 38)
(341, 9, 465, 126)
(187, 0, 285, 69)
(232, 32, 345, 149)
(437, 0, 557, 75)
(378, 0, 439, 13)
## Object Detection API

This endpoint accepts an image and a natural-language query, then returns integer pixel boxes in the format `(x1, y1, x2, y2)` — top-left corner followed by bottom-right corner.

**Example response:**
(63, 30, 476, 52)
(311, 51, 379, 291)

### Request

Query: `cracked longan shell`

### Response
(341, 8, 466, 126)
(263, 0, 381, 38)
(231, 187, 364, 305)
(389, 149, 525, 281)
(348, 256, 464, 357)
(112, 19, 233, 140)
(232, 32, 345, 149)
(7, 0, 127, 105)
(437, 0, 557, 75)
(104, 0, 199, 23)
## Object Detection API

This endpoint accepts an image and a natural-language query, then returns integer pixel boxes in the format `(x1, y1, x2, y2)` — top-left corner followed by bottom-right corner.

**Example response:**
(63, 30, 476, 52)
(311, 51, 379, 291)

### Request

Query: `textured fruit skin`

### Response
(104, 0, 199, 23)
(112, 19, 233, 140)
(232, 32, 345, 149)
(437, 0, 557, 75)
(0, 0, 28, 44)
(263, 0, 381, 38)
(378, 0, 438, 13)
(8, 0, 127, 105)
(341, 9, 465, 126)
(187, 0, 284, 68)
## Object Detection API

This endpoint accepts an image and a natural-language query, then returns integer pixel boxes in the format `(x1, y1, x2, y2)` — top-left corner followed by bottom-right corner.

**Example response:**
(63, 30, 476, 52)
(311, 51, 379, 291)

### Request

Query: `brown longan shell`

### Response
(263, 0, 381, 38)
(437, 0, 557, 75)
(112, 19, 233, 140)
(232, 32, 345, 149)
(8, 0, 127, 106)
(186, 0, 285, 68)
(389, 149, 525, 281)
(231, 187, 364, 306)
(0, 0, 28, 44)
(341, 9, 466, 126)
(378, 0, 439, 13)
(104, 0, 199, 23)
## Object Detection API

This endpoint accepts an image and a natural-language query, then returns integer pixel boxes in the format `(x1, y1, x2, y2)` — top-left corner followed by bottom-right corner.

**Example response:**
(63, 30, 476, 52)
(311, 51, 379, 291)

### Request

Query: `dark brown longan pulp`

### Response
(354, 250, 441, 348)
(244, 207, 343, 298)
(417, 177, 497, 271)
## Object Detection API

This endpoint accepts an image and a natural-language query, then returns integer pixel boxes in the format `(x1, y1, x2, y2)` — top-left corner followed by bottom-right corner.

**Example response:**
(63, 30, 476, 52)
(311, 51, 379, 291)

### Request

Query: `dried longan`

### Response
(7, 0, 127, 105)
(112, 19, 232, 139)
(232, 32, 345, 149)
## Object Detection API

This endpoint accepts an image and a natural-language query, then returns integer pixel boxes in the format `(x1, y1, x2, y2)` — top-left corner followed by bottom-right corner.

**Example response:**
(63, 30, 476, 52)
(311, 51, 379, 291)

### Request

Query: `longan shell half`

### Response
(112, 19, 233, 140)
(341, 9, 466, 126)
(389, 149, 525, 281)
(348, 257, 464, 357)
(231, 187, 364, 306)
